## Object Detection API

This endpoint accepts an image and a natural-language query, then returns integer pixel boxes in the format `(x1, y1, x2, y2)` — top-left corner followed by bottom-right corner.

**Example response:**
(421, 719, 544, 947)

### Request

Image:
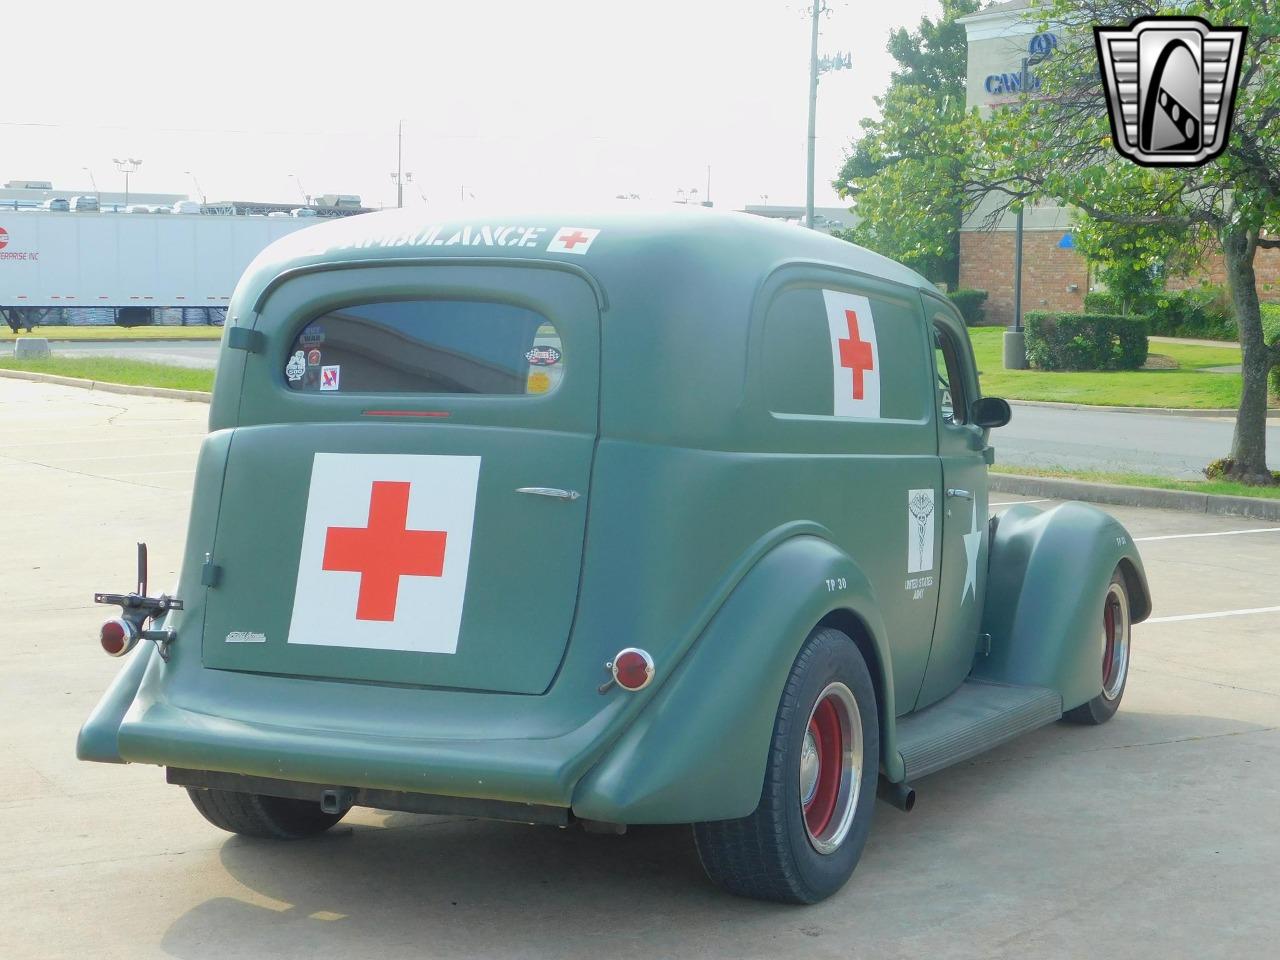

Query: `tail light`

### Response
(100, 618, 140, 657)
(610, 648, 655, 691)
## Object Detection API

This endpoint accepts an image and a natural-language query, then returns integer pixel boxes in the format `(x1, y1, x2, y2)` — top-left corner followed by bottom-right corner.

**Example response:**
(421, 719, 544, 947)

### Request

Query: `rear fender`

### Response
(975, 502, 1150, 711)
(571, 534, 898, 824)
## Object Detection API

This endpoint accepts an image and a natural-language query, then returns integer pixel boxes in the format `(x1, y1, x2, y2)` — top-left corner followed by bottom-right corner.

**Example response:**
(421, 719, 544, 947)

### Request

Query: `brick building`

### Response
(956, 0, 1279, 325)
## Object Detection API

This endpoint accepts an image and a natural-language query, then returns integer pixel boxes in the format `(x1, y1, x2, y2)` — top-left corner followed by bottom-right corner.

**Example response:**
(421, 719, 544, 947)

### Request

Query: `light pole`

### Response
(389, 119, 412, 209)
(82, 166, 100, 204)
(184, 170, 205, 204)
(804, 0, 851, 230)
(289, 174, 309, 205)
(112, 158, 142, 208)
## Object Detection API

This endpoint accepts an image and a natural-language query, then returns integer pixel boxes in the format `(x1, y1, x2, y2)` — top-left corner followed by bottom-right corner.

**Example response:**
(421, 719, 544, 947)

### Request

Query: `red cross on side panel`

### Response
(837, 309, 875, 400)
(322, 481, 447, 621)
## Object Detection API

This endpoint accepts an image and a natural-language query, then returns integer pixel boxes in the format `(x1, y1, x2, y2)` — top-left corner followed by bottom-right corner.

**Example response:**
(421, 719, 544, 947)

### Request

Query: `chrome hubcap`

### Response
(799, 681, 863, 856)
(799, 730, 820, 806)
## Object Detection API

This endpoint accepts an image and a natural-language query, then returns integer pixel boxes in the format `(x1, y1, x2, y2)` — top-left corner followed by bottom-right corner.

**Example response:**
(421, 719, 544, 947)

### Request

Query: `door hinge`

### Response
(976, 633, 992, 656)
(201, 553, 222, 587)
(226, 327, 265, 353)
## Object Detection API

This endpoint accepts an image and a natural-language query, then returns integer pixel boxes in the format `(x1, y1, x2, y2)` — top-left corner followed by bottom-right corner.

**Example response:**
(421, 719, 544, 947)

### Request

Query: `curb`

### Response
(1008, 399, 1280, 420)
(990, 473, 1280, 522)
(0, 368, 212, 403)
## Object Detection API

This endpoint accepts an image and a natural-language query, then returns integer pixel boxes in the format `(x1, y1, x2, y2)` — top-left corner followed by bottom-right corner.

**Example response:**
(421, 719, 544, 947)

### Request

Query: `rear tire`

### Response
(1064, 569, 1131, 725)
(693, 627, 879, 904)
(186, 788, 347, 840)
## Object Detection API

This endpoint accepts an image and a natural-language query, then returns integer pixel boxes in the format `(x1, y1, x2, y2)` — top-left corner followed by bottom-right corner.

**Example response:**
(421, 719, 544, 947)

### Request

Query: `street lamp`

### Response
(184, 170, 206, 204)
(804, 0, 852, 229)
(289, 173, 309, 205)
(112, 158, 142, 208)
(82, 166, 100, 203)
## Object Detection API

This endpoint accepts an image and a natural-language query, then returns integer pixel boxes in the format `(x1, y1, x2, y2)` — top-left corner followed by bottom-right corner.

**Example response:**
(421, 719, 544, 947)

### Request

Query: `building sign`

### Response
(984, 32, 1058, 96)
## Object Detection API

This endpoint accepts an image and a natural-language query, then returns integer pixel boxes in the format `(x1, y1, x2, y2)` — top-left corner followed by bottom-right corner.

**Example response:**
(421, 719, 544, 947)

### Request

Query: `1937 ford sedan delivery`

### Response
(79, 208, 1150, 903)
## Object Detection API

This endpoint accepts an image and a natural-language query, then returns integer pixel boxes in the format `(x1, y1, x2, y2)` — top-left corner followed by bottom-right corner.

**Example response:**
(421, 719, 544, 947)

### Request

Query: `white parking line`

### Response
(1144, 605, 1280, 624)
(1136, 527, 1280, 542)
(990, 498, 1054, 507)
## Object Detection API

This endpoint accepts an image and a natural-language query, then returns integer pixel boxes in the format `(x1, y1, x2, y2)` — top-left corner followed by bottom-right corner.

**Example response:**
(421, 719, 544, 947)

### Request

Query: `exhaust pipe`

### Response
(877, 778, 917, 812)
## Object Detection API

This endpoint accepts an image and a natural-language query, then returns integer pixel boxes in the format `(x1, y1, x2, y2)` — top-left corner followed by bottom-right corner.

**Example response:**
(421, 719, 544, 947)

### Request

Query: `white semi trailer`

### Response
(0, 210, 322, 329)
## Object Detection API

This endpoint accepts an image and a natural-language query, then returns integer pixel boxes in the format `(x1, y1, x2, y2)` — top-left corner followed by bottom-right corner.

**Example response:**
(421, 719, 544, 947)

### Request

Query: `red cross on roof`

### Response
(837, 309, 875, 400)
(558, 230, 592, 250)
(322, 480, 447, 621)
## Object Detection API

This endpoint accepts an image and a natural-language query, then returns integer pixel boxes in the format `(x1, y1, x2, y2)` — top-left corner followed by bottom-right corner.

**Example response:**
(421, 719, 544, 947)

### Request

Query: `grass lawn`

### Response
(968, 327, 1270, 409)
(995, 465, 1280, 500)
(0, 325, 223, 342)
(0, 356, 214, 392)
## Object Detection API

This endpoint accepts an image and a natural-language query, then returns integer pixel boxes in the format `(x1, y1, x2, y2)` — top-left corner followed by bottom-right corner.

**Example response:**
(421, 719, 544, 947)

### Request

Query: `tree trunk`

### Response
(1223, 226, 1275, 484)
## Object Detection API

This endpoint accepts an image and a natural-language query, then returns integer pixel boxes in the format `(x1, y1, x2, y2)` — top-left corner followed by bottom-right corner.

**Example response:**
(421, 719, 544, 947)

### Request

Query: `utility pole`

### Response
(389, 119, 411, 209)
(113, 158, 142, 208)
(806, 0, 821, 231)
(82, 166, 99, 204)
(804, 4, 850, 230)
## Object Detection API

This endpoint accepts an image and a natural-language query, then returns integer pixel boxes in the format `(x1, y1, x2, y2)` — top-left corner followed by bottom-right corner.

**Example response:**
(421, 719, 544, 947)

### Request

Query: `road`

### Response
(3, 377, 1279, 960)
(51, 338, 220, 369)
(45, 339, 1280, 478)
(997, 403, 1280, 479)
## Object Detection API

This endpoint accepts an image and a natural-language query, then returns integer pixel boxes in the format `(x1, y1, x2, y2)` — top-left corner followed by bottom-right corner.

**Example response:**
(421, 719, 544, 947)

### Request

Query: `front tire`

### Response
(186, 788, 347, 840)
(1064, 569, 1131, 725)
(693, 627, 879, 904)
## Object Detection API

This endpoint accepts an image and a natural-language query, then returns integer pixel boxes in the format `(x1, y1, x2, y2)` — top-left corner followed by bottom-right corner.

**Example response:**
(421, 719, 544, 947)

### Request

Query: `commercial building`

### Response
(956, 0, 1279, 324)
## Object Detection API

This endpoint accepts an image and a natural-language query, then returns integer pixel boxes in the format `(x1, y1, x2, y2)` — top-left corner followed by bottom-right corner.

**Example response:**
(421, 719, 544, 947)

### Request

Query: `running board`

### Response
(896, 680, 1063, 781)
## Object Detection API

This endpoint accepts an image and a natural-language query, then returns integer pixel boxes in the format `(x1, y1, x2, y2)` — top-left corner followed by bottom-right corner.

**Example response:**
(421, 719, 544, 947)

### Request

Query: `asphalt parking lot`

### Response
(3, 378, 1278, 960)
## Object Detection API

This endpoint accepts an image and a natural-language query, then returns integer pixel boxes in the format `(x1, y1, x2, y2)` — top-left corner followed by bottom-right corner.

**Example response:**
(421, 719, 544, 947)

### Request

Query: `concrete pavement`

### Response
(2, 378, 1279, 960)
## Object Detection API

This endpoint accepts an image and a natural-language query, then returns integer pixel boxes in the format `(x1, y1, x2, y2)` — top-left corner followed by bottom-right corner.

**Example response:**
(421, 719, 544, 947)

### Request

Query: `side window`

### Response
(762, 285, 929, 422)
(932, 323, 968, 426)
(282, 300, 562, 395)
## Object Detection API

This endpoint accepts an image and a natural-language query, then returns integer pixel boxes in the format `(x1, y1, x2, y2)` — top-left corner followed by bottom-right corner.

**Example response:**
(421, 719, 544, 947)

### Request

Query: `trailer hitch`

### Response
(94, 543, 184, 661)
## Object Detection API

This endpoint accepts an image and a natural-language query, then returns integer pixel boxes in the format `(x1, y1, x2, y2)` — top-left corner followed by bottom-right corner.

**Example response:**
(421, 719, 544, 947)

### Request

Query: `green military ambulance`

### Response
(80, 208, 1150, 904)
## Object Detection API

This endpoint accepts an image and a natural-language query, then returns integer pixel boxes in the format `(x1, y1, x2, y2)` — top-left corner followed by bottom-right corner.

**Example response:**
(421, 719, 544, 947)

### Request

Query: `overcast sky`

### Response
(5, 0, 940, 211)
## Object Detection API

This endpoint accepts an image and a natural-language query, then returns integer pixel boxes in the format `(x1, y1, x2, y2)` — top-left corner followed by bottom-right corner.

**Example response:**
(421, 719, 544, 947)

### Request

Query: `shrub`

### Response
(1025, 311, 1149, 371)
(947, 288, 988, 326)
(1148, 287, 1237, 340)
(1264, 303, 1280, 399)
(1084, 291, 1123, 314)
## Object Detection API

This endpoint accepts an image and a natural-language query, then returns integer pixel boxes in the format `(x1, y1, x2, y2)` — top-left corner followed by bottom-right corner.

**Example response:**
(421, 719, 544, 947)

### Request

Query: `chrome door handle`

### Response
(946, 487, 974, 500)
(516, 487, 581, 501)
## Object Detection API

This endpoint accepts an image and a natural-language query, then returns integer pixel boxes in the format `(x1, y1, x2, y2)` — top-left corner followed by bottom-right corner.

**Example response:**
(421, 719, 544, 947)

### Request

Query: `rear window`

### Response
(283, 299, 564, 395)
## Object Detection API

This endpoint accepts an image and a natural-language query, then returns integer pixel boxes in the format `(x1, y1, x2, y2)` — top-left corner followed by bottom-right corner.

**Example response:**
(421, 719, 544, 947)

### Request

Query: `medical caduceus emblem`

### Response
(908, 490, 934, 572)
(1095, 16, 1246, 167)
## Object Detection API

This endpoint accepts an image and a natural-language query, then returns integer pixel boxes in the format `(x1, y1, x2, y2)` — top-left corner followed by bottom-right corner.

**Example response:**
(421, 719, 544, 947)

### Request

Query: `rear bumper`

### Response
(115, 700, 603, 809)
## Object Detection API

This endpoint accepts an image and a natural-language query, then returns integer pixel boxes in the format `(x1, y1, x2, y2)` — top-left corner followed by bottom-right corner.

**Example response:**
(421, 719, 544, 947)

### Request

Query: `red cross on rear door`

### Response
(823, 289, 882, 418)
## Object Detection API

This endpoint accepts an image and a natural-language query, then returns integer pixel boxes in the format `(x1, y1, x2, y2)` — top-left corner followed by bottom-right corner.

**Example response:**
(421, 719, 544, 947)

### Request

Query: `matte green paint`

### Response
(78, 208, 1149, 822)
(975, 501, 1151, 711)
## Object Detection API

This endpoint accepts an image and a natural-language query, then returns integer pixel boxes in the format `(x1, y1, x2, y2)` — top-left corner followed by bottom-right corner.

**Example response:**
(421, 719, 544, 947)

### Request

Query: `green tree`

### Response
(832, 0, 981, 285)
(1072, 216, 1200, 314)
(968, 0, 1280, 483)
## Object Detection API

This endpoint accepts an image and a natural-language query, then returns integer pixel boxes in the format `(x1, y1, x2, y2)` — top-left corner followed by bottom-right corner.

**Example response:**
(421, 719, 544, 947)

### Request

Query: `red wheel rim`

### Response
(803, 697, 843, 839)
(1103, 598, 1118, 688)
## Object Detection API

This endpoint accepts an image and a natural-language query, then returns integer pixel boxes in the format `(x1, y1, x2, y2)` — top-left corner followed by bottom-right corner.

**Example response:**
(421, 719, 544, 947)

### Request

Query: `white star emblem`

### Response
(962, 499, 982, 604)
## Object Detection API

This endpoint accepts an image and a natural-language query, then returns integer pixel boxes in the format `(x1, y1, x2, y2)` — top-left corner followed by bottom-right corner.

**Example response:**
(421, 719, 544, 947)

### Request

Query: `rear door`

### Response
(201, 263, 599, 694)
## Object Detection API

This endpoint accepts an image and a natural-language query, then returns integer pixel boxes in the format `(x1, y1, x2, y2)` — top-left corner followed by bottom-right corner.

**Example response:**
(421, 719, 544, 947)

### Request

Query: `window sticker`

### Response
(320, 365, 341, 391)
(285, 351, 306, 382)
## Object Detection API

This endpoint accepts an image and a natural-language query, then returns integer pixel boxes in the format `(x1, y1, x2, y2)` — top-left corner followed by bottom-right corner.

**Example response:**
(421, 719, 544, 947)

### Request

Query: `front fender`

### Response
(571, 534, 898, 824)
(975, 502, 1150, 711)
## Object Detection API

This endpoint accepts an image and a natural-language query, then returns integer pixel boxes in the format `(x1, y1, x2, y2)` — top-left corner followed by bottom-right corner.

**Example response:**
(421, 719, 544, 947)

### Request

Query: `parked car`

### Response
(41, 197, 70, 211)
(70, 195, 100, 212)
(79, 209, 1150, 904)
(171, 200, 202, 215)
(290, 207, 317, 217)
